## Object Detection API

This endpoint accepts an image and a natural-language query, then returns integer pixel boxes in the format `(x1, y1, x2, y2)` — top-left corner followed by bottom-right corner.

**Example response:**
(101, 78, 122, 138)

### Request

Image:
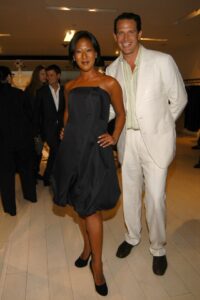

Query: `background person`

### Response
(25, 65, 47, 181)
(0, 66, 37, 216)
(35, 64, 65, 186)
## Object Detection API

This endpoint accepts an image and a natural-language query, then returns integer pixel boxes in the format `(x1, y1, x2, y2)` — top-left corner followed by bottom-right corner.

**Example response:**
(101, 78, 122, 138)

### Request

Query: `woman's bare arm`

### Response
(60, 82, 71, 139)
(98, 77, 125, 147)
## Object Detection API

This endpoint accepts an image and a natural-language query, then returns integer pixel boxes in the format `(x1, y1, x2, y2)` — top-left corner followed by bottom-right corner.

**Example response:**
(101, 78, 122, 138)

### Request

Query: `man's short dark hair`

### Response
(0, 66, 12, 82)
(46, 64, 61, 74)
(68, 30, 101, 68)
(114, 12, 142, 34)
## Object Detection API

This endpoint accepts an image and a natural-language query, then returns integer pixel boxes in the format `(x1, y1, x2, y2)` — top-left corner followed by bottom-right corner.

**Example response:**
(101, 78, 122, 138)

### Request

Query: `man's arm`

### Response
(164, 55, 187, 121)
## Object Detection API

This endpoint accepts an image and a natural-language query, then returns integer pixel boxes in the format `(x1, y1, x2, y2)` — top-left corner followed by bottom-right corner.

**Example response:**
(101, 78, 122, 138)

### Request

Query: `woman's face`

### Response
(74, 38, 97, 72)
(39, 69, 47, 83)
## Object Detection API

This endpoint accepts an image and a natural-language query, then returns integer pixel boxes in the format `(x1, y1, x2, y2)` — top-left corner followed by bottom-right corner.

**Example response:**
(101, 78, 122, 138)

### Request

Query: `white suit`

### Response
(106, 45, 187, 255)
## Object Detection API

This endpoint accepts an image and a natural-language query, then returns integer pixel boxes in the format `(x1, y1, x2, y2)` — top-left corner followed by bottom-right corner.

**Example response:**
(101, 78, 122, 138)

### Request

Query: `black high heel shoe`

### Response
(89, 261, 108, 296)
(74, 253, 91, 268)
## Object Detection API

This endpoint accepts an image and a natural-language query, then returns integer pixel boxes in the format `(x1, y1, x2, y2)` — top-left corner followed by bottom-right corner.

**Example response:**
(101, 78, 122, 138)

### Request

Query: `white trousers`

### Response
(122, 130, 168, 256)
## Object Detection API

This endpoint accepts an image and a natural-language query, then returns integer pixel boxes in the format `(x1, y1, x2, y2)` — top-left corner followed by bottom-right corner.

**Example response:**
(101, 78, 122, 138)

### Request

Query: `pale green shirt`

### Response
(122, 46, 141, 130)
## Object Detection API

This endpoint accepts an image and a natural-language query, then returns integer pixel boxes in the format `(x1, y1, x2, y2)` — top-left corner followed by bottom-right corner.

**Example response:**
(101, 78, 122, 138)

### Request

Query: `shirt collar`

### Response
(49, 83, 60, 92)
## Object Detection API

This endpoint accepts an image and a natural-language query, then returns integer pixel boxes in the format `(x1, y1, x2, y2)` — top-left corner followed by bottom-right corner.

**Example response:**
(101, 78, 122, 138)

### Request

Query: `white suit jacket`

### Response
(106, 45, 187, 168)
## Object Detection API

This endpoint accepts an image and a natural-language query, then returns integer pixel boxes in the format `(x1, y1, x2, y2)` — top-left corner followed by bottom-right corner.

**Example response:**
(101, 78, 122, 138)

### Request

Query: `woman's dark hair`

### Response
(114, 12, 142, 34)
(25, 65, 46, 97)
(68, 31, 101, 68)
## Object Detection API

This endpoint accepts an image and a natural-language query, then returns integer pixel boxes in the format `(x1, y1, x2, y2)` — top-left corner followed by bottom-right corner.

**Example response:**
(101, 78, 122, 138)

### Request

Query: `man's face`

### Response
(47, 70, 60, 86)
(114, 19, 142, 57)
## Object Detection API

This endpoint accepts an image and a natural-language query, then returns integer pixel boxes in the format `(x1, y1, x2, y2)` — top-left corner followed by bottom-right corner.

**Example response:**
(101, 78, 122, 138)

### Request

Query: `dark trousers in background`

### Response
(34, 153, 42, 176)
(0, 145, 37, 214)
(33, 135, 43, 177)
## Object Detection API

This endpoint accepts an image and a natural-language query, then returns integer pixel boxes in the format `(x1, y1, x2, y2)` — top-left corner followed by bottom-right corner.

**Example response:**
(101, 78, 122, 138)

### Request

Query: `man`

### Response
(0, 66, 37, 216)
(106, 12, 187, 275)
(35, 64, 65, 186)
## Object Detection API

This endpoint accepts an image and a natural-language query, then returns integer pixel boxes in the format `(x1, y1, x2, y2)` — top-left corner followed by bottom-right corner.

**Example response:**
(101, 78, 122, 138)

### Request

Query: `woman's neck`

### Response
(79, 69, 99, 81)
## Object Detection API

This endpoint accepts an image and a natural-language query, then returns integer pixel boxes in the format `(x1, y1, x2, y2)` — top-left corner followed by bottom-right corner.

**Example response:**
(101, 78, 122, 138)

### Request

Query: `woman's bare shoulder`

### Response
(100, 74, 121, 94)
(64, 80, 74, 89)
(64, 79, 77, 93)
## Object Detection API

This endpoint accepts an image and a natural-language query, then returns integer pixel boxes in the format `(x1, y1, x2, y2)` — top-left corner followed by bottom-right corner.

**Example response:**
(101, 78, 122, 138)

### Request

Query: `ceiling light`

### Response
(48, 6, 71, 11)
(174, 8, 200, 24)
(47, 6, 116, 13)
(141, 37, 168, 42)
(63, 30, 76, 47)
(0, 33, 11, 37)
(64, 30, 76, 42)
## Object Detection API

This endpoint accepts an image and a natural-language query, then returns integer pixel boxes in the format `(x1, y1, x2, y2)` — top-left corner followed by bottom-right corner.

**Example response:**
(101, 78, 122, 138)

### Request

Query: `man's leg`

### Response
(0, 151, 16, 215)
(117, 130, 143, 258)
(142, 161, 167, 256)
(17, 146, 37, 202)
(141, 137, 168, 275)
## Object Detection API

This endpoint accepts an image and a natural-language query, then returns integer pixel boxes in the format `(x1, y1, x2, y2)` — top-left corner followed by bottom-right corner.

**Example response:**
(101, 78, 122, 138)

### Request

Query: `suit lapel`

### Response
(114, 58, 128, 110)
(136, 46, 152, 107)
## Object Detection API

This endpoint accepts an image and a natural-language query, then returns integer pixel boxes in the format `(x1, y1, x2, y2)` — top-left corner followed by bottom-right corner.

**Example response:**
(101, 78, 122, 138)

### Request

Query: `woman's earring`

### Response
(73, 57, 75, 61)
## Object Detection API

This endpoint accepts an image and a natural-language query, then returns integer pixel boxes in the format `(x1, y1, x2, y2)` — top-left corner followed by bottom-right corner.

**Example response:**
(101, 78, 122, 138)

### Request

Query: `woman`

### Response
(25, 65, 47, 180)
(52, 31, 125, 296)
(25, 65, 47, 111)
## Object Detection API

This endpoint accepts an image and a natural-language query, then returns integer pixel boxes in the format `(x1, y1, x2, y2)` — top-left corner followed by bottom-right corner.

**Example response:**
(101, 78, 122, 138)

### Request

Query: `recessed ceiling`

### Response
(0, 0, 200, 69)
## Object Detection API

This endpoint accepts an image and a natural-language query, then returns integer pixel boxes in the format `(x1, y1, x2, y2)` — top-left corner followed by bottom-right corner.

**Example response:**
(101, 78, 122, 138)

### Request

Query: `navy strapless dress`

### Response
(51, 87, 120, 217)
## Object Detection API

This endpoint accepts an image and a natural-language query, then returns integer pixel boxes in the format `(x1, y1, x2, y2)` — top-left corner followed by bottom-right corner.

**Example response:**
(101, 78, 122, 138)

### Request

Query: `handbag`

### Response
(34, 135, 43, 155)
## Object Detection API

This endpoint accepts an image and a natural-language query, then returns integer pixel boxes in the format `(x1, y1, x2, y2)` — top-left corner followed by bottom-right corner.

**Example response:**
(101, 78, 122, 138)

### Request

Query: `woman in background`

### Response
(25, 65, 47, 180)
(25, 65, 47, 110)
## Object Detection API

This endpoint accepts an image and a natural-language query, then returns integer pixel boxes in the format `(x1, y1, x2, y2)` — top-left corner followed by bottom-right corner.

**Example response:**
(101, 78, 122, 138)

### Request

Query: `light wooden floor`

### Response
(0, 134, 200, 300)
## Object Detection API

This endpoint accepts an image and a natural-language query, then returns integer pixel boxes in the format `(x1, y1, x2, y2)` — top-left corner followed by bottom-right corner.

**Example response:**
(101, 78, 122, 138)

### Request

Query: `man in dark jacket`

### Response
(0, 66, 37, 216)
(35, 65, 65, 185)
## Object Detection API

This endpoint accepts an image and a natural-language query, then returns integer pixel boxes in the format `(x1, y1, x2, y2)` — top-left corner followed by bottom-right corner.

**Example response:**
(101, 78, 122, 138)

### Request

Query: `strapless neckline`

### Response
(68, 86, 110, 98)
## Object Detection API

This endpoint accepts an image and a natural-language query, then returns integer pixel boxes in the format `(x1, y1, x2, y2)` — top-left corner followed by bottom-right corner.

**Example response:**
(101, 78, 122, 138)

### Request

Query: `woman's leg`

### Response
(85, 212, 105, 285)
(78, 217, 91, 259)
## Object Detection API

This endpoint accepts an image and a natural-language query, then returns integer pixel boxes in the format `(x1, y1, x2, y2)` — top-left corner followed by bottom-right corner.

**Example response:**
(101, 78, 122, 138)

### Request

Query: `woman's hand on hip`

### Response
(98, 133, 116, 148)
